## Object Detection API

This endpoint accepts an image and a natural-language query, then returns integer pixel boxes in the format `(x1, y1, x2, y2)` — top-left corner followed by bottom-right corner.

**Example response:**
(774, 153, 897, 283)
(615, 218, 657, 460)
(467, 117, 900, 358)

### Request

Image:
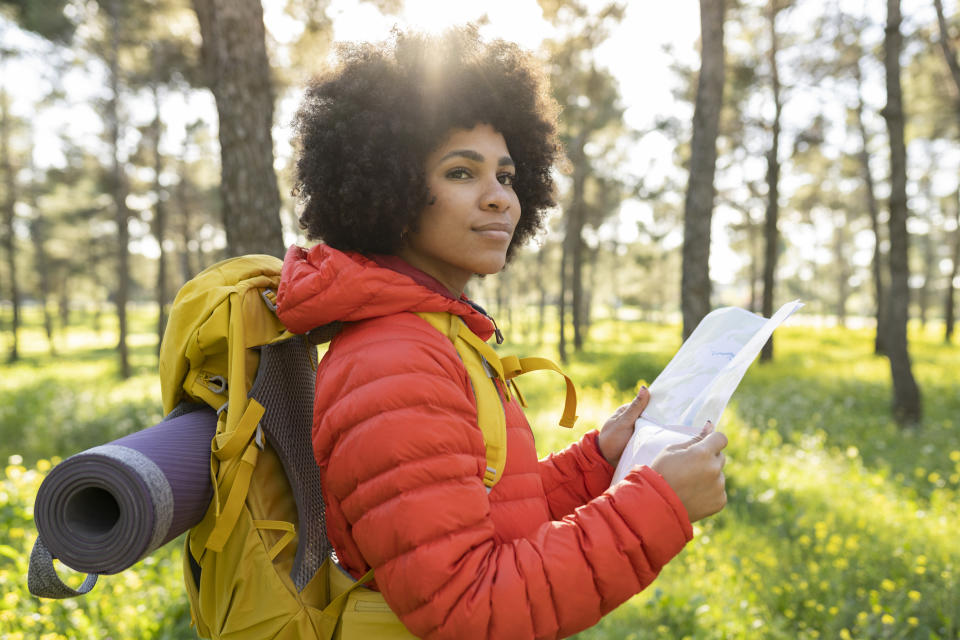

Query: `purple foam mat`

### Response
(34, 407, 217, 574)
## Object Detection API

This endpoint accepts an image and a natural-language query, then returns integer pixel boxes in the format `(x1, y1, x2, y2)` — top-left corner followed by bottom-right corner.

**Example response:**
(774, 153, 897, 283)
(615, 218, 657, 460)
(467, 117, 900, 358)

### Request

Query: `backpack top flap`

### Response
(159, 254, 292, 419)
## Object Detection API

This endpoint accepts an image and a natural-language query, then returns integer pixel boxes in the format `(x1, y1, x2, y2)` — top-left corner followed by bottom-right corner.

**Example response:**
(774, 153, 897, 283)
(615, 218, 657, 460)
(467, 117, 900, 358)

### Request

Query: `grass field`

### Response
(1, 306, 958, 639)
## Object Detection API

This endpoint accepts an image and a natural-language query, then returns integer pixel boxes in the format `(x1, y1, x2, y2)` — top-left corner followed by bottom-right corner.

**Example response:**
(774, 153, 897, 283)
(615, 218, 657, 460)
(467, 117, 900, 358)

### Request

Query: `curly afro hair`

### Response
(292, 26, 562, 262)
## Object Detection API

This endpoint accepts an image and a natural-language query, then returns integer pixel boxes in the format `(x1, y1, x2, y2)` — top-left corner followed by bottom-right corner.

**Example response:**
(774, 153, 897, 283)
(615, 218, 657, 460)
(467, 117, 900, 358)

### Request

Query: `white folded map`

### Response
(611, 300, 803, 486)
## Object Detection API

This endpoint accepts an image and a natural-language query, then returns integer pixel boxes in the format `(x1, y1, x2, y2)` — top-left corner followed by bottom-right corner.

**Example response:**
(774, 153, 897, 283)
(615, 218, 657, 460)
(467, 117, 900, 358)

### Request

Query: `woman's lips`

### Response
(473, 222, 514, 240)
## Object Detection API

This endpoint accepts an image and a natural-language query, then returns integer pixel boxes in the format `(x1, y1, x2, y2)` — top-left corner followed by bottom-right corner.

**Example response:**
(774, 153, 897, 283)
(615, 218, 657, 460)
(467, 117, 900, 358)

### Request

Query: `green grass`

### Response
(0, 308, 164, 467)
(509, 318, 959, 640)
(0, 306, 958, 638)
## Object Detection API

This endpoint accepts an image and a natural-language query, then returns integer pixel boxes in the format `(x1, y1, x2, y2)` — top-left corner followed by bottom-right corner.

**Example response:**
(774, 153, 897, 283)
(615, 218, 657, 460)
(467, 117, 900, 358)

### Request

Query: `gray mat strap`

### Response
(28, 537, 99, 599)
(84, 444, 174, 555)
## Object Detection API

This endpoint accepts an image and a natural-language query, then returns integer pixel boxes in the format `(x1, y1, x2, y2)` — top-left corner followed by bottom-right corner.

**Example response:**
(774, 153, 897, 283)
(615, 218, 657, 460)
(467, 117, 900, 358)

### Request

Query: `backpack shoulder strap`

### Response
(415, 311, 507, 489)
(500, 355, 578, 428)
(413, 311, 577, 490)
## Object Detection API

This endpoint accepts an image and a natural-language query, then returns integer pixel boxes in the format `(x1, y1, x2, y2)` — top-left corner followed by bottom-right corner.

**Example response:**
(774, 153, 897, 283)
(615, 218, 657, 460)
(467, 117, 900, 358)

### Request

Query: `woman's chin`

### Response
(473, 256, 508, 276)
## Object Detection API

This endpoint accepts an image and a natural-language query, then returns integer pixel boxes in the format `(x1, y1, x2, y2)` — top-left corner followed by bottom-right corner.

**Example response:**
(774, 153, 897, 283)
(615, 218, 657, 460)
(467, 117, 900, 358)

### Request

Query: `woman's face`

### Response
(398, 123, 521, 296)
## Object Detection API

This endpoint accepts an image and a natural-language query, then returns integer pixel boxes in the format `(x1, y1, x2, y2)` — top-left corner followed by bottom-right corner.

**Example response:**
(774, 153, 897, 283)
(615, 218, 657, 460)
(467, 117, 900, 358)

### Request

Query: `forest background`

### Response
(0, 0, 959, 638)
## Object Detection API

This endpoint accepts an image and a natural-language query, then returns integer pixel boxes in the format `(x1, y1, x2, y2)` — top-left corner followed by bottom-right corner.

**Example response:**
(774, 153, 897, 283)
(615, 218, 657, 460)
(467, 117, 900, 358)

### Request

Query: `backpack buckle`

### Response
(205, 375, 227, 394)
(261, 289, 278, 313)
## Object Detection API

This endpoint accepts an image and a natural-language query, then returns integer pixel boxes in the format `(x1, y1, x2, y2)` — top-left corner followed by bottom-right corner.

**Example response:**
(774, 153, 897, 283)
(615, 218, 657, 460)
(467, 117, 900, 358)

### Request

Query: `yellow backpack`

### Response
(160, 254, 577, 639)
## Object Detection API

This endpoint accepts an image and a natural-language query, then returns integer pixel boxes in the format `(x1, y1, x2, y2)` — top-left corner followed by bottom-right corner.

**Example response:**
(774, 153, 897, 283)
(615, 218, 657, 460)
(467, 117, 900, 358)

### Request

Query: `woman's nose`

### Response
(482, 179, 510, 211)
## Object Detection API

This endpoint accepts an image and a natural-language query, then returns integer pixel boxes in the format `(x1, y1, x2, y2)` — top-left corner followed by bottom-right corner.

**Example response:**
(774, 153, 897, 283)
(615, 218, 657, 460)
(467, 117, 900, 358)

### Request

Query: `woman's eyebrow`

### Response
(437, 149, 515, 167)
(438, 149, 484, 163)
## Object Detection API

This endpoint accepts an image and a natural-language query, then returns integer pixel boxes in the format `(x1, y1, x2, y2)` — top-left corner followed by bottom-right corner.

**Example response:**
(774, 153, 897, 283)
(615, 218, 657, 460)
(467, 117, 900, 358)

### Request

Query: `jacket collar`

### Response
(276, 244, 496, 341)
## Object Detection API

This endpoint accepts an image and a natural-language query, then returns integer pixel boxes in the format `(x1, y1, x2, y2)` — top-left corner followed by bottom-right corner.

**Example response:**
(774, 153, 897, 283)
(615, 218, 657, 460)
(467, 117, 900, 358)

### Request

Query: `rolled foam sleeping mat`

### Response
(33, 406, 217, 575)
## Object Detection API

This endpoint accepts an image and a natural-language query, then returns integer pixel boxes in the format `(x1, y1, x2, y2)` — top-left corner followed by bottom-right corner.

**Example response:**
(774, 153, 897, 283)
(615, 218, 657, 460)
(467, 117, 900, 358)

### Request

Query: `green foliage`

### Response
(517, 319, 960, 640)
(0, 307, 164, 466)
(1, 308, 958, 638)
(0, 0, 75, 43)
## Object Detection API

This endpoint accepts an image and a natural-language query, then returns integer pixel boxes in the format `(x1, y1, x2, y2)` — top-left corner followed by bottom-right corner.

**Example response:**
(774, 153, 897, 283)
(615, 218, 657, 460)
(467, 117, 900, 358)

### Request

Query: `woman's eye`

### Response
(498, 173, 516, 187)
(446, 168, 471, 179)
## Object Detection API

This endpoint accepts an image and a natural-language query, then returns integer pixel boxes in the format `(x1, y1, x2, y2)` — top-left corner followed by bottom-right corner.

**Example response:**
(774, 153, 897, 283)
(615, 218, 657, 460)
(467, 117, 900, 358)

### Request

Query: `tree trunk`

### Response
(106, 2, 131, 379)
(568, 138, 588, 352)
(834, 211, 849, 328)
(584, 243, 599, 334)
(760, 0, 782, 362)
(175, 147, 198, 281)
(882, 0, 922, 425)
(932, 0, 960, 344)
(27, 153, 56, 356)
(945, 192, 959, 343)
(495, 270, 509, 328)
(749, 218, 760, 313)
(151, 84, 168, 352)
(934, 0, 960, 92)
(681, 0, 726, 341)
(58, 280, 70, 335)
(854, 58, 887, 354)
(537, 243, 547, 346)
(192, 0, 285, 258)
(1, 85, 20, 362)
(558, 234, 569, 364)
(918, 228, 935, 329)
(610, 240, 621, 323)
(33, 217, 57, 356)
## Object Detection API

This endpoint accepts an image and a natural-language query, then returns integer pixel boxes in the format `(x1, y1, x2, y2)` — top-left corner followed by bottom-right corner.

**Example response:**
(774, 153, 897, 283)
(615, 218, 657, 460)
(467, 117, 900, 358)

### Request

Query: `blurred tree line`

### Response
(1, 0, 958, 426)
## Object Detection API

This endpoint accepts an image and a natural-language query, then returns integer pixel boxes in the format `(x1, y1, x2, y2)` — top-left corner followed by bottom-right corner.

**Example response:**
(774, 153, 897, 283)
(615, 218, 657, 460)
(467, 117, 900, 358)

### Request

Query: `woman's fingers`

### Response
(698, 430, 728, 455)
(667, 420, 718, 451)
(626, 386, 651, 420)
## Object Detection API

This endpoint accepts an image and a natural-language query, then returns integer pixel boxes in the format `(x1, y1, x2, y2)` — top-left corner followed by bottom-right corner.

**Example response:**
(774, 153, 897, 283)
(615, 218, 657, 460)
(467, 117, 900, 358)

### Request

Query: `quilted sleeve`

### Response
(315, 319, 693, 640)
(538, 430, 615, 520)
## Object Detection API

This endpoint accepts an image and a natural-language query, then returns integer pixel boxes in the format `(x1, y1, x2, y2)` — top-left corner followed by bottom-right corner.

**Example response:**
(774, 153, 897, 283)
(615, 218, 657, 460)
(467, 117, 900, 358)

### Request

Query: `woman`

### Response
(277, 27, 727, 639)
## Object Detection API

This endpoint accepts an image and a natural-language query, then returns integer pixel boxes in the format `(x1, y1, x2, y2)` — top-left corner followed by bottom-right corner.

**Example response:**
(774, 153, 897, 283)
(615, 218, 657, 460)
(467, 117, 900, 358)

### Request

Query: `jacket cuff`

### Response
(580, 430, 615, 492)
(635, 466, 694, 541)
(582, 429, 613, 472)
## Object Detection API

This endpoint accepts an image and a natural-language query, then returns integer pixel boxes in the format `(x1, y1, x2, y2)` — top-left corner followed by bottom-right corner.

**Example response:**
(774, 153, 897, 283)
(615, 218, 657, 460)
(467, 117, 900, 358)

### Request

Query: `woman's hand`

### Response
(597, 387, 650, 467)
(651, 422, 728, 522)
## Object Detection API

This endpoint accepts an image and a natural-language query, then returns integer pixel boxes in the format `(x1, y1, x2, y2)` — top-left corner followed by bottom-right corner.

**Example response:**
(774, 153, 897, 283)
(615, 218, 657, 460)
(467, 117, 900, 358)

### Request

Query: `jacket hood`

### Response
(276, 244, 496, 340)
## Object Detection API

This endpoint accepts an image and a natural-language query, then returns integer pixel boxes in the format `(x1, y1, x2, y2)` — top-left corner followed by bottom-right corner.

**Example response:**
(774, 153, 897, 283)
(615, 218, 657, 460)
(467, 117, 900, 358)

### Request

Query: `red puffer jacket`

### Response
(277, 244, 693, 640)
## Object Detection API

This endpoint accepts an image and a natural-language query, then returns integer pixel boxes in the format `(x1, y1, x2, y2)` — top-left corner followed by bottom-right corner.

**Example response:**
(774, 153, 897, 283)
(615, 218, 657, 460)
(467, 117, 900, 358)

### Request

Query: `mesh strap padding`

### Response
(248, 335, 327, 591)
